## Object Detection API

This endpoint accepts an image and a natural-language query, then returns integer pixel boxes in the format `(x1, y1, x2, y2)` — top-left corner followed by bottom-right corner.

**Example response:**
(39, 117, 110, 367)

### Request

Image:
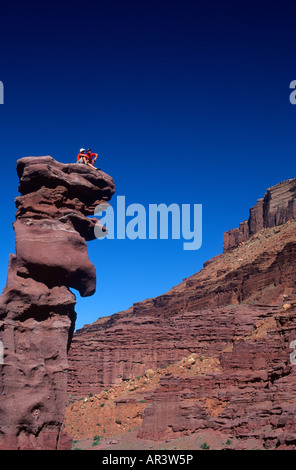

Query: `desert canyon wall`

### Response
(223, 178, 296, 251)
(66, 178, 296, 449)
(68, 178, 296, 397)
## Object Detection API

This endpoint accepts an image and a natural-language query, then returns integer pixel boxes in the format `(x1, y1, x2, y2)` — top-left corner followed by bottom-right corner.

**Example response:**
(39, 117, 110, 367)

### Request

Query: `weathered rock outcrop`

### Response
(223, 178, 296, 251)
(0, 156, 115, 450)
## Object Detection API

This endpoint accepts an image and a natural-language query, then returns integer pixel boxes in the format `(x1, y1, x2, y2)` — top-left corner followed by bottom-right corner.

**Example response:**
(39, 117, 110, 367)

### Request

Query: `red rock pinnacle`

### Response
(0, 156, 115, 450)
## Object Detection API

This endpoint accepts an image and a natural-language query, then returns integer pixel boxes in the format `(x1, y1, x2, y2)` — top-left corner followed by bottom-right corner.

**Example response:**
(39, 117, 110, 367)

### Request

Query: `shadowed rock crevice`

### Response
(0, 156, 115, 450)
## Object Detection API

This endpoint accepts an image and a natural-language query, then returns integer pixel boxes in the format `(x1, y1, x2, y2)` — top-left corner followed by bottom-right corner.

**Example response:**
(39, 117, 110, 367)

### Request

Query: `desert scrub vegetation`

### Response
(92, 435, 101, 447)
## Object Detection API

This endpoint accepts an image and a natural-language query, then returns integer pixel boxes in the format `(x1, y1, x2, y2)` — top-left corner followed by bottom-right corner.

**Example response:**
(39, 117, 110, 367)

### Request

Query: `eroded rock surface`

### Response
(67, 217, 296, 398)
(223, 178, 296, 251)
(66, 179, 296, 449)
(0, 156, 115, 450)
(138, 306, 296, 449)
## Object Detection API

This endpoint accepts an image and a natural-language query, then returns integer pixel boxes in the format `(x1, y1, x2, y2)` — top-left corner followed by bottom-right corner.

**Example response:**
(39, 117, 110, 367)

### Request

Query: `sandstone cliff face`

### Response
(66, 178, 296, 449)
(138, 306, 296, 448)
(0, 156, 115, 450)
(68, 217, 296, 398)
(223, 178, 296, 251)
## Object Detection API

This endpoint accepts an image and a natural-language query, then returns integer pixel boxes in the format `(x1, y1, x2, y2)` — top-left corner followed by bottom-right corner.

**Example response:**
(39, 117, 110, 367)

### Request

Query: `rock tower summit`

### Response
(0, 156, 115, 450)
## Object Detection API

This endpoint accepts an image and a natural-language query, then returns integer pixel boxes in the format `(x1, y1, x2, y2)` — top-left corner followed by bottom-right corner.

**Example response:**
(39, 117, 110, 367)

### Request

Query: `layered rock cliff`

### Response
(67, 216, 296, 397)
(138, 305, 296, 448)
(0, 156, 115, 450)
(223, 178, 296, 251)
(65, 178, 296, 449)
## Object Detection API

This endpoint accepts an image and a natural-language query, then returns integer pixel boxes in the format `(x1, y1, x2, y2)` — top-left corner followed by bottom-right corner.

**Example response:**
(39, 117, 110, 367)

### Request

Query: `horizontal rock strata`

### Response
(138, 307, 296, 449)
(67, 218, 296, 399)
(223, 178, 296, 251)
(66, 178, 296, 448)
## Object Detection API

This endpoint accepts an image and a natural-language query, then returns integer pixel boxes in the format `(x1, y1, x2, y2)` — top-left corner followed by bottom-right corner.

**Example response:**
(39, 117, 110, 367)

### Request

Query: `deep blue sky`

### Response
(1, 0, 296, 330)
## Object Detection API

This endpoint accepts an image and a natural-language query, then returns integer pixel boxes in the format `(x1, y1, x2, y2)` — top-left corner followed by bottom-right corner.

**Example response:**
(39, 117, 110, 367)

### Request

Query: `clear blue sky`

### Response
(0, 0, 296, 330)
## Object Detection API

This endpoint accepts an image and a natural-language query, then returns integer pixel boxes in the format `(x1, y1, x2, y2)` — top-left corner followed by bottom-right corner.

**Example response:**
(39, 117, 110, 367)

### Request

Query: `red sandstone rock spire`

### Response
(0, 156, 115, 450)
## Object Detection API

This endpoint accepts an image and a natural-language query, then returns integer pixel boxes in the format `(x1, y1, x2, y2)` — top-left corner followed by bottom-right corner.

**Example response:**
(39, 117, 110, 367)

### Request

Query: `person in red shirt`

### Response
(85, 149, 98, 167)
(77, 148, 87, 164)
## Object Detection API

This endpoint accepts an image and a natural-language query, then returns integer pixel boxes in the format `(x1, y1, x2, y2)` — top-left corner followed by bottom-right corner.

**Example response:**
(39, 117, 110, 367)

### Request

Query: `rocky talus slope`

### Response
(0, 156, 115, 450)
(66, 179, 296, 449)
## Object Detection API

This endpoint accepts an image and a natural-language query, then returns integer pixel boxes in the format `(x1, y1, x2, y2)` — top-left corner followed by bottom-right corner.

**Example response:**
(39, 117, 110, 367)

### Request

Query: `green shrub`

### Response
(200, 442, 210, 450)
(92, 435, 101, 447)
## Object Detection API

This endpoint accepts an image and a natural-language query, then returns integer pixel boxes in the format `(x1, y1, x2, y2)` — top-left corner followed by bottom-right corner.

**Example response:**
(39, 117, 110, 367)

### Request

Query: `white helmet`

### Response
(80, 148, 86, 152)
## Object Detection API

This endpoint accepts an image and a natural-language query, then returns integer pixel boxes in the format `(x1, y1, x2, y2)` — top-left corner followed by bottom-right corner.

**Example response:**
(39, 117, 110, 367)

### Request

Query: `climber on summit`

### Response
(77, 148, 87, 164)
(85, 148, 98, 168)
(76, 148, 100, 169)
